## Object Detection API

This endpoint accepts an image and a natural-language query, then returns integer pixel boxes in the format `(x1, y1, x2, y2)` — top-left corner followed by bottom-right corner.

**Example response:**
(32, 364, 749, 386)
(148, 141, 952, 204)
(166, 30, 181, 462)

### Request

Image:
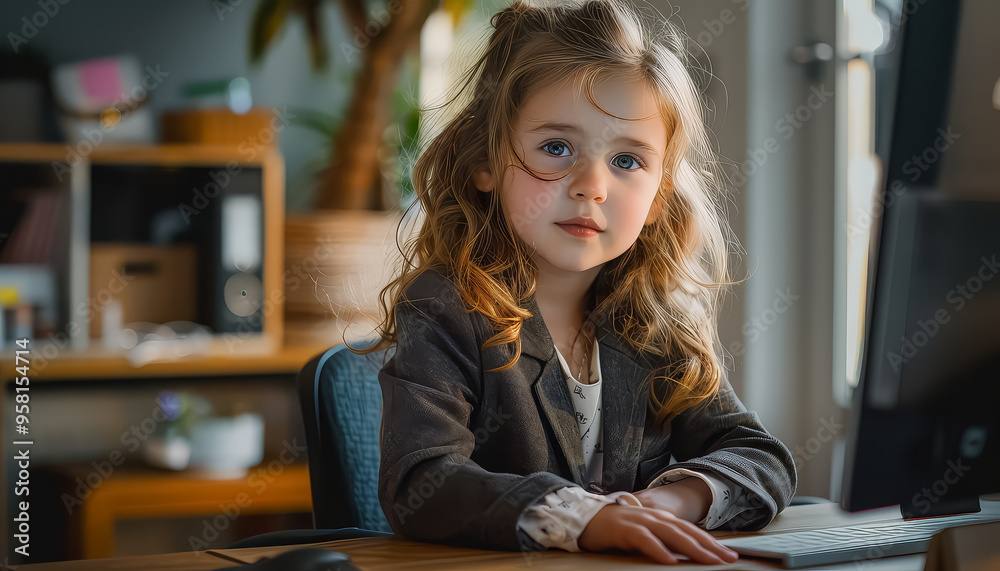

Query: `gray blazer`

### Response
(378, 268, 797, 552)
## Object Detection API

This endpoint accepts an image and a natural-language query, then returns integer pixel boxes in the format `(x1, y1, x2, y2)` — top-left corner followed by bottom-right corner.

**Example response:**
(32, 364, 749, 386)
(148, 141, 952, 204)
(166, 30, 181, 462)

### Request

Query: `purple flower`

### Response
(157, 391, 183, 422)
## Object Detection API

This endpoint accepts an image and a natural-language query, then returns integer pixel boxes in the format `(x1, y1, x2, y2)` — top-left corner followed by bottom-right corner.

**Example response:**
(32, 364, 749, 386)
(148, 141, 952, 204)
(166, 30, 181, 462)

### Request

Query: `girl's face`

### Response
(475, 76, 669, 275)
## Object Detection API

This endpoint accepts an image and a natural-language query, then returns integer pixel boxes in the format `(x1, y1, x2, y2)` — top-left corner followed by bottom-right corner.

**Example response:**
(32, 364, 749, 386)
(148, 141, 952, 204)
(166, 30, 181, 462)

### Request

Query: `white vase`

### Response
(187, 413, 265, 478)
(143, 433, 191, 471)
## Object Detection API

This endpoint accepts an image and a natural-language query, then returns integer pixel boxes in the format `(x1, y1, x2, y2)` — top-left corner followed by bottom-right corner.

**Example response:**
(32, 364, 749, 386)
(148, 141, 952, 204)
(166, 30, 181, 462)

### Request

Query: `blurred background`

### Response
(0, 0, 910, 563)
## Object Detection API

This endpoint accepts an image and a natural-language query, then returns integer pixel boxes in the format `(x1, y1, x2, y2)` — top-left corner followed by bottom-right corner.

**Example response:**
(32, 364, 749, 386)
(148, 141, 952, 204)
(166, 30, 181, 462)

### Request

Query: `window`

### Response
(836, 0, 900, 405)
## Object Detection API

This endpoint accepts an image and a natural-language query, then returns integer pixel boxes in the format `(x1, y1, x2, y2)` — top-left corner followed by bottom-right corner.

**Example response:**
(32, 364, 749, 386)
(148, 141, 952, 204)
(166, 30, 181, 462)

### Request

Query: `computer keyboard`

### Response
(718, 512, 1000, 568)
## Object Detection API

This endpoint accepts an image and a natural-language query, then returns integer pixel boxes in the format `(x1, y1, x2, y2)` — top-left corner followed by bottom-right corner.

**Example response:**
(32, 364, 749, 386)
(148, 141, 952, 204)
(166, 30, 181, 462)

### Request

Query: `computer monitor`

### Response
(841, 0, 1000, 519)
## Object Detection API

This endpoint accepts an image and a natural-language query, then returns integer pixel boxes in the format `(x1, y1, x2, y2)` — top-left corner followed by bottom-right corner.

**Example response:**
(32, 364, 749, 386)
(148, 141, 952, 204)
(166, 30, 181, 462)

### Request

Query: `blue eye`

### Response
(541, 141, 570, 157)
(613, 154, 642, 171)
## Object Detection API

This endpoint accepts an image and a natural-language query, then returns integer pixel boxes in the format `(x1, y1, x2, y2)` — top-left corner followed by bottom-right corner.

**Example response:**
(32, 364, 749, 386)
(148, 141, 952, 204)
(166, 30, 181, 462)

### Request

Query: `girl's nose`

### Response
(569, 157, 608, 204)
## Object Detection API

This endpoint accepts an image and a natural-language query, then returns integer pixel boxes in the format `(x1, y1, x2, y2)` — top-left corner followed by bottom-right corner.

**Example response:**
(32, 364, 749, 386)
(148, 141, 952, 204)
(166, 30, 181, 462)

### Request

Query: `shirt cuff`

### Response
(516, 486, 639, 552)
(647, 467, 750, 530)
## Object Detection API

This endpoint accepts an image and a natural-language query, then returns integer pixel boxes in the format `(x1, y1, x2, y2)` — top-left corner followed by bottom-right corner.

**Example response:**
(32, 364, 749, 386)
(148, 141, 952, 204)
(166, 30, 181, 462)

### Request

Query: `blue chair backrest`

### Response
(297, 340, 395, 532)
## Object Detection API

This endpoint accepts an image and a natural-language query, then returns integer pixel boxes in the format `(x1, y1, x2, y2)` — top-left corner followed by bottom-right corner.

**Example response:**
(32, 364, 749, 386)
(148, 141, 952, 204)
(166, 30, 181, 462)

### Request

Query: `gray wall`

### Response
(649, 0, 751, 397)
(744, 0, 840, 500)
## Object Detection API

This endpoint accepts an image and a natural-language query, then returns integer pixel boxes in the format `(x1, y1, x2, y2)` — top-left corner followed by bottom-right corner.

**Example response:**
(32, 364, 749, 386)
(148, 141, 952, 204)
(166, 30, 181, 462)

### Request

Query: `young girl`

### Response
(357, 0, 797, 564)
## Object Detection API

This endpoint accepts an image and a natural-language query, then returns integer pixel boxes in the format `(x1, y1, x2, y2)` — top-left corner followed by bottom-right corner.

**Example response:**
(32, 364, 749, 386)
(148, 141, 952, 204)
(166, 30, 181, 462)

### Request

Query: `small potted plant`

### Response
(144, 391, 265, 478)
(143, 391, 212, 471)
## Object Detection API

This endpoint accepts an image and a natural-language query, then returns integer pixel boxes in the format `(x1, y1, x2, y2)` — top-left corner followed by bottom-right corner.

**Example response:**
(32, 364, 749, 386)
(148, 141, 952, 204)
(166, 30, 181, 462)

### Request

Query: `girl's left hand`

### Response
(632, 477, 713, 524)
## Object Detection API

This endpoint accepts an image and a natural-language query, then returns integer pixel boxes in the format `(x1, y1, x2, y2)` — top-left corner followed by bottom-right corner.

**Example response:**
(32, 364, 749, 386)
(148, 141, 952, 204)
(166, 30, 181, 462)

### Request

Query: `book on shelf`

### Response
(0, 187, 70, 266)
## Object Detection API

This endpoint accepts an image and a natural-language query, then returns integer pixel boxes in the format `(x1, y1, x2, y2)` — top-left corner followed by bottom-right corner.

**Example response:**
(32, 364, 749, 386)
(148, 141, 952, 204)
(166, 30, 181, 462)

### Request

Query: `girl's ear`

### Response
(473, 168, 495, 193)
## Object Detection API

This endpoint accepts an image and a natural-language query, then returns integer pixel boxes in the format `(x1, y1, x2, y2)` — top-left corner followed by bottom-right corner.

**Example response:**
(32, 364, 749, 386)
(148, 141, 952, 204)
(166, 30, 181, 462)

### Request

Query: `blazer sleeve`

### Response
(659, 374, 798, 531)
(377, 278, 575, 551)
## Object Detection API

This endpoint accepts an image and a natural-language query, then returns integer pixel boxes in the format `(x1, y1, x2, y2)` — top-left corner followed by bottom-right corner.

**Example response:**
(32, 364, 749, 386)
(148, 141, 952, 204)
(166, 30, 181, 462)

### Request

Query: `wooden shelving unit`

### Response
(1, 340, 331, 382)
(0, 143, 290, 377)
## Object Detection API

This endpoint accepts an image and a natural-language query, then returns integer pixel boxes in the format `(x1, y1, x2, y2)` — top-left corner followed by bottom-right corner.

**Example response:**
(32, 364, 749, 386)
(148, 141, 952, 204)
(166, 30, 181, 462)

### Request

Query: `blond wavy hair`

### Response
(353, 0, 742, 428)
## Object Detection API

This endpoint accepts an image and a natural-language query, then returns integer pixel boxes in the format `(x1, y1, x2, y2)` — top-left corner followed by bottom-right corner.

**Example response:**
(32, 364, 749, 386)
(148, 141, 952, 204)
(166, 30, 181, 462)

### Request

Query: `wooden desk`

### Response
(20, 501, 1000, 570)
(9, 551, 240, 571)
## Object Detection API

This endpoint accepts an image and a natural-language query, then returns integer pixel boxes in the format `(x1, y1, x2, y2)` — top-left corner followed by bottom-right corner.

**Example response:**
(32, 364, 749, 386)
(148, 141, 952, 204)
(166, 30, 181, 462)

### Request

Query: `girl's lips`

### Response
(556, 223, 601, 238)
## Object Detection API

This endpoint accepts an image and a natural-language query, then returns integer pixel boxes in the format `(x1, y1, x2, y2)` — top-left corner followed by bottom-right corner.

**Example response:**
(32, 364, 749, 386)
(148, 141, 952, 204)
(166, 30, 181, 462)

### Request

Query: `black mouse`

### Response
(214, 547, 360, 571)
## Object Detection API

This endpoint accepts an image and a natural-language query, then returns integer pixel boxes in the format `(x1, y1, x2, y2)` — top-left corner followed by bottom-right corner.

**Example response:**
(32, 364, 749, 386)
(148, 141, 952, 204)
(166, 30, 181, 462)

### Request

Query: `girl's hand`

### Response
(578, 503, 739, 565)
(632, 477, 713, 523)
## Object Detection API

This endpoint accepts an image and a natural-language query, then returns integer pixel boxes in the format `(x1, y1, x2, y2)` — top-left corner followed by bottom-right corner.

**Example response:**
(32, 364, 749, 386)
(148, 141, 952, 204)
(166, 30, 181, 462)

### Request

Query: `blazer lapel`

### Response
(519, 294, 588, 486)
(596, 329, 653, 492)
(519, 293, 654, 491)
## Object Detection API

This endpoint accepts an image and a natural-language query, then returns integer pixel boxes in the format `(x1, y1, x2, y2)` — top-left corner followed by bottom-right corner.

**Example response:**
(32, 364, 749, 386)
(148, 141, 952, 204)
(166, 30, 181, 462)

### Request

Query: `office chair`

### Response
(297, 340, 395, 531)
(226, 339, 394, 549)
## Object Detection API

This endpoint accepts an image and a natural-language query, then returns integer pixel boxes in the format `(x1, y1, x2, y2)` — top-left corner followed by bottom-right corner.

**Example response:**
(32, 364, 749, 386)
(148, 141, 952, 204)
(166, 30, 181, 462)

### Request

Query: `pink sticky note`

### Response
(77, 57, 123, 102)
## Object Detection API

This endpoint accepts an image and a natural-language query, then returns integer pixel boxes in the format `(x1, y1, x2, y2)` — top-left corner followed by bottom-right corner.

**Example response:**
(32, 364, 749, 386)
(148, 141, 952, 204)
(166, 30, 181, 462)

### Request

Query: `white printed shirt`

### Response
(515, 338, 750, 551)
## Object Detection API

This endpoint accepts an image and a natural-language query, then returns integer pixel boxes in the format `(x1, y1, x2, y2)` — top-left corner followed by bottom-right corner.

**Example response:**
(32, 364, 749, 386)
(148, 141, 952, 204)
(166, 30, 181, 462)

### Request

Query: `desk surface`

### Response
(19, 501, 1000, 571)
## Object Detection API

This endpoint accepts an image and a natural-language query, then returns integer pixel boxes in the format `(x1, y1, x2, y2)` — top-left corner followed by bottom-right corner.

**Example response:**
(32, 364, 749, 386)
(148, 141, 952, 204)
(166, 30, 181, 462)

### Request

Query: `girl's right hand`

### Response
(578, 504, 739, 565)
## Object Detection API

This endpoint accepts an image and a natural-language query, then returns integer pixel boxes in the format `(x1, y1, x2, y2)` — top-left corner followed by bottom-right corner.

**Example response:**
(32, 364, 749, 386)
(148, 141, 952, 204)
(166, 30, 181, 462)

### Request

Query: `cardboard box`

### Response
(88, 244, 197, 339)
(161, 107, 275, 146)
